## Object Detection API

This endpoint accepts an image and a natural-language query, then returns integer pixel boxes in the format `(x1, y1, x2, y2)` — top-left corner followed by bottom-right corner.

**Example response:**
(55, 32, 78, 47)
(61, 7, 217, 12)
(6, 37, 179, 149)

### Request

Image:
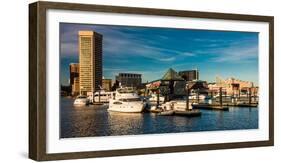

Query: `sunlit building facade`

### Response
(102, 79, 112, 91)
(69, 63, 79, 95)
(178, 69, 199, 81)
(116, 73, 142, 88)
(79, 31, 102, 95)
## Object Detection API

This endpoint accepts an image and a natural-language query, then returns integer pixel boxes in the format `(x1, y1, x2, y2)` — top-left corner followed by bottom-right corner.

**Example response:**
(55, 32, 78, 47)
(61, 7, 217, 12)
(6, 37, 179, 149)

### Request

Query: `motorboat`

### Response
(158, 100, 192, 112)
(87, 90, 112, 103)
(108, 87, 144, 113)
(189, 94, 208, 100)
(171, 100, 193, 111)
(73, 95, 90, 106)
(148, 93, 165, 104)
(157, 100, 195, 116)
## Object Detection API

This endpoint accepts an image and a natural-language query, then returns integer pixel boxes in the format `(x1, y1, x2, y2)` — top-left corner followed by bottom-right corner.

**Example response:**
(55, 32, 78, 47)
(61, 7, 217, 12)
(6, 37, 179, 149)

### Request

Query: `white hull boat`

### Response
(148, 94, 165, 104)
(171, 100, 193, 111)
(73, 95, 90, 106)
(189, 94, 207, 100)
(87, 90, 113, 103)
(108, 87, 144, 113)
(157, 100, 193, 111)
(108, 101, 144, 113)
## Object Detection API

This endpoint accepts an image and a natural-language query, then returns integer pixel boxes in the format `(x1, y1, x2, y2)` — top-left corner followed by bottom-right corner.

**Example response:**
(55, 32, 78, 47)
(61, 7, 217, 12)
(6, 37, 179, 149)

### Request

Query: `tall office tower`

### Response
(78, 31, 102, 95)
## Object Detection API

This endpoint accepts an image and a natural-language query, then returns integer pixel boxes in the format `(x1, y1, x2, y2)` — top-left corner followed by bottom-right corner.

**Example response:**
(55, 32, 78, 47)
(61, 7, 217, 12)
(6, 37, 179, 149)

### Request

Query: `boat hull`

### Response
(73, 100, 89, 106)
(108, 101, 144, 113)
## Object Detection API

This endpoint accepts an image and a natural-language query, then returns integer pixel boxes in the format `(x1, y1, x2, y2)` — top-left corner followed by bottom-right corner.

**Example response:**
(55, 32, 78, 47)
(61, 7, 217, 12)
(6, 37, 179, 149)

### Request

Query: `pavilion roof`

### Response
(161, 68, 184, 81)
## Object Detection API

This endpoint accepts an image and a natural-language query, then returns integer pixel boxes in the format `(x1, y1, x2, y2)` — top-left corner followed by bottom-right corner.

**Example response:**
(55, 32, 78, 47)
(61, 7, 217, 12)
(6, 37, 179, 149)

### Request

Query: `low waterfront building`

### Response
(115, 73, 142, 88)
(178, 69, 199, 81)
(146, 68, 210, 101)
(187, 80, 209, 95)
(146, 68, 186, 100)
(208, 76, 258, 96)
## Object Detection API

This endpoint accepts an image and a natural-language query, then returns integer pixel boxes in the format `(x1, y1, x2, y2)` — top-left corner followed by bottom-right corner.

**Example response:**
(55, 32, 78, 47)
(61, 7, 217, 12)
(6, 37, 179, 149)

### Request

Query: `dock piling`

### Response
(197, 88, 200, 104)
(219, 87, 223, 107)
(238, 89, 240, 100)
(98, 90, 101, 103)
(249, 87, 252, 104)
(186, 87, 190, 110)
(157, 90, 160, 108)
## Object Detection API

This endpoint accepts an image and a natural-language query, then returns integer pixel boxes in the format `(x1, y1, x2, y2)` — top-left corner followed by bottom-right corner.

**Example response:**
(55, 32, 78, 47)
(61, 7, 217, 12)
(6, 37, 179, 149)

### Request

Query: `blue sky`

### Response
(60, 23, 259, 86)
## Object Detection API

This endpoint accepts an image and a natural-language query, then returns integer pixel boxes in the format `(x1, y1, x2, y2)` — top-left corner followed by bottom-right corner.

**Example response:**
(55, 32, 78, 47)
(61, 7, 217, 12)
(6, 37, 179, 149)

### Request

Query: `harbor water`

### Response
(60, 97, 258, 138)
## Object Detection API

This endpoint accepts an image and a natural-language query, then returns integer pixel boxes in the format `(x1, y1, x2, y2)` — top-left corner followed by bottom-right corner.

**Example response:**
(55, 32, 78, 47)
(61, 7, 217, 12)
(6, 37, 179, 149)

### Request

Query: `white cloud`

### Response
(60, 42, 78, 56)
(158, 57, 176, 62)
(211, 45, 258, 63)
(181, 52, 196, 57)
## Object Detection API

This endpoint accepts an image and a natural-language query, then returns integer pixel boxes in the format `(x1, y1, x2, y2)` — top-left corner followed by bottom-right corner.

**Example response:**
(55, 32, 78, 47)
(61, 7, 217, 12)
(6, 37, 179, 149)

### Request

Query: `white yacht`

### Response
(73, 95, 90, 106)
(170, 100, 193, 111)
(189, 94, 208, 100)
(158, 100, 193, 111)
(108, 87, 144, 113)
(148, 94, 165, 104)
(87, 90, 112, 103)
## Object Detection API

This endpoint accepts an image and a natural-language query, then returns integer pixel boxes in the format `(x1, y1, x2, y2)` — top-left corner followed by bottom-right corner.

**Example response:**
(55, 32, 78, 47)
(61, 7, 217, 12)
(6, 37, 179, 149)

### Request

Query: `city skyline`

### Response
(60, 23, 259, 86)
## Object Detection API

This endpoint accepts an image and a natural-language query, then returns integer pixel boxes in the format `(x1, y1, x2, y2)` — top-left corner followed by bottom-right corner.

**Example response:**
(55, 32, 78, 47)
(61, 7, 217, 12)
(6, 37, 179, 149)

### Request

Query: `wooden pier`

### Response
(192, 104, 229, 111)
(149, 109, 162, 113)
(206, 102, 258, 107)
(174, 110, 201, 116)
(235, 103, 258, 107)
(92, 102, 105, 105)
(158, 110, 174, 116)
(157, 109, 202, 117)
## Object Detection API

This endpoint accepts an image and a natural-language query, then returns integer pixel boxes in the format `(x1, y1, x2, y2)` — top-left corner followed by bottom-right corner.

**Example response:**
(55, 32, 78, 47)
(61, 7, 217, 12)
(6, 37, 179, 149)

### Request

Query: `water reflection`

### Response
(60, 98, 258, 138)
(107, 112, 144, 135)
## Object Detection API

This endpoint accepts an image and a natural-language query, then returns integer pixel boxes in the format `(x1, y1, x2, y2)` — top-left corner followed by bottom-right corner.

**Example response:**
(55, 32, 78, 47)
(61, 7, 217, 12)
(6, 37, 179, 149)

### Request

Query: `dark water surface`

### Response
(60, 97, 258, 138)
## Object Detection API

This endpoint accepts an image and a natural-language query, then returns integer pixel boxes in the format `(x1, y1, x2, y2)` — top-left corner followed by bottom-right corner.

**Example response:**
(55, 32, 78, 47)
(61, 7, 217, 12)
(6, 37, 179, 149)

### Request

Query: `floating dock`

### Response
(149, 109, 162, 113)
(91, 102, 106, 105)
(174, 110, 201, 116)
(158, 110, 174, 116)
(235, 103, 258, 107)
(192, 104, 229, 111)
(158, 109, 202, 117)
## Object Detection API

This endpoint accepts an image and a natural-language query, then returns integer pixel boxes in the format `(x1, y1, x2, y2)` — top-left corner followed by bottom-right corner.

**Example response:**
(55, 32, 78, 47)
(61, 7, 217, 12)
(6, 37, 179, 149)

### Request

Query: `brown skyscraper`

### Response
(69, 63, 79, 95)
(79, 31, 102, 95)
(69, 63, 79, 85)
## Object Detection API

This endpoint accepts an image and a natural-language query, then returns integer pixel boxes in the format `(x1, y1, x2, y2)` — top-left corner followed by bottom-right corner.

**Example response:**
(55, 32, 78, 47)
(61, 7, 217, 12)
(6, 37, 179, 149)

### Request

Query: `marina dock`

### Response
(157, 109, 202, 117)
(192, 103, 229, 111)
(174, 110, 202, 116)
(92, 102, 107, 105)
